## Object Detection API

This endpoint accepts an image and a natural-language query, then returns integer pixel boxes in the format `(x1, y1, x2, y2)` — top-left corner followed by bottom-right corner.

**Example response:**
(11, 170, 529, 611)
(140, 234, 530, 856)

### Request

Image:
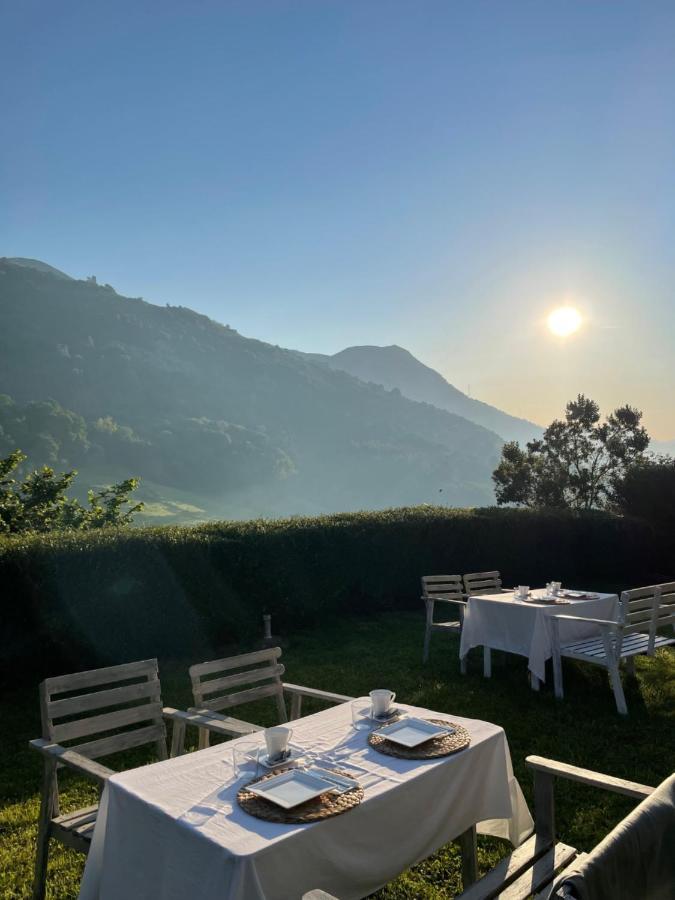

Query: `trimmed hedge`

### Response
(0, 506, 671, 678)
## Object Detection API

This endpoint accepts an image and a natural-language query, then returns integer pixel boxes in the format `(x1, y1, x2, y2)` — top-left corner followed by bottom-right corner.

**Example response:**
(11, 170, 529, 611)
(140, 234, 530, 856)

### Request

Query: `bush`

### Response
(616, 458, 675, 529)
(0, 506, 671, 678)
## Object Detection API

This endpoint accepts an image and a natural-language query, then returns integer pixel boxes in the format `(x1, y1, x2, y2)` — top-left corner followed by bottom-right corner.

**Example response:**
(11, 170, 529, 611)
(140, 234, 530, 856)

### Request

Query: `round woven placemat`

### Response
(237, 767, 364, 824)
(368, 718, 470, 759)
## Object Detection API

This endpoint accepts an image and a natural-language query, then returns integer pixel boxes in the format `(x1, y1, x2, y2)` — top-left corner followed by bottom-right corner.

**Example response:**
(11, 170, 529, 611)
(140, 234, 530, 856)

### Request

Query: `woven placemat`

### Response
(237, 767, 364, 824)
(368, 718, 470, 759)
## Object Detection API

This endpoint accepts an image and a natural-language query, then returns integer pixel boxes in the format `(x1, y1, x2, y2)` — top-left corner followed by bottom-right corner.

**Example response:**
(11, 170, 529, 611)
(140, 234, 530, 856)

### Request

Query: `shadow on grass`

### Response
(1, 610, 673, 899)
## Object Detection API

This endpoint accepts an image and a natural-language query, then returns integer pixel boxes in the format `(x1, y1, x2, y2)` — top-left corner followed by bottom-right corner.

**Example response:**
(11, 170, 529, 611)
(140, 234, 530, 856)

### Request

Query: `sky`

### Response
(2, 1, 675, 438)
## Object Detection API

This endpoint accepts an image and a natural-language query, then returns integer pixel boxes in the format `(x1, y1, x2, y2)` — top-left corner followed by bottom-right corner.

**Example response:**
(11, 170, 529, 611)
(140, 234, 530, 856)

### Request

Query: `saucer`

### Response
(371, 707, 402, 723)
(259, 747, 304, 769)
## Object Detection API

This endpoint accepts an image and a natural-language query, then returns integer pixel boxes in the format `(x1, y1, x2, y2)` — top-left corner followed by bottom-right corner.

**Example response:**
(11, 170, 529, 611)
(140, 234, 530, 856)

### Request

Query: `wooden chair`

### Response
(550, 582, 675, 715)
(421, 575, 467, 670)
(454, 755, 659, 899)
(463, 571, 503, 678)
(29, 658, 254, 899)
(189, 647, 353, 748)
(463, 570, 503, 595)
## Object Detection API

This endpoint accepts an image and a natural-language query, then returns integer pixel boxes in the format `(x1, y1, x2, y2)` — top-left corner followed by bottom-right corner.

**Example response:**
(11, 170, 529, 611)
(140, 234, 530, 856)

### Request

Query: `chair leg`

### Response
(170, 720, 187, 757)
(33, 760, 57, 900)
(608, 661, 628, 715)
(483, 647, 492, 678)
(422, 625, 431, 663)
(624, 656, 636, 677)
(198, 728, 210, 750)
(552, 650, 564, 699)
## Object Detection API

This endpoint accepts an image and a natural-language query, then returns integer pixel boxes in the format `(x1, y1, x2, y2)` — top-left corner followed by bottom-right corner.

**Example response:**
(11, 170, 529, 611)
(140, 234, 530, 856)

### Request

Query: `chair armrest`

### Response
(551, 614, 619, 629)
(422, 595, 468, 604)
(163, 707, 263, 737)
(29, 738, 114, 786)
(282, 683, 353, 704)
(526, 755, 653, 800)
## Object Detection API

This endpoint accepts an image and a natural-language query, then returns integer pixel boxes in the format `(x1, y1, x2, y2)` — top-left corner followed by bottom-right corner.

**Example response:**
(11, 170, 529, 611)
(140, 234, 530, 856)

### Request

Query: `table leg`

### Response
(458, 824, 478, 887)
(530, 672, 540, 691)
(483, 647, 492, 678)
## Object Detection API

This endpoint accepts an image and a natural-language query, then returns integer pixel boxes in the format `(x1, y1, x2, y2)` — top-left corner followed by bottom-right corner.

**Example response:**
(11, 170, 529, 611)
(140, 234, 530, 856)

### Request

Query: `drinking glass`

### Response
(351, 699, 371, 731)
(232, 741, 261, 780)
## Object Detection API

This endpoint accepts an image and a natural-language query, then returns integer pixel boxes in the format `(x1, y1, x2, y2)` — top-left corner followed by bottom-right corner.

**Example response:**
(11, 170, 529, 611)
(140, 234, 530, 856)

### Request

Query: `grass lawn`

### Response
(1, 610, 674, 898)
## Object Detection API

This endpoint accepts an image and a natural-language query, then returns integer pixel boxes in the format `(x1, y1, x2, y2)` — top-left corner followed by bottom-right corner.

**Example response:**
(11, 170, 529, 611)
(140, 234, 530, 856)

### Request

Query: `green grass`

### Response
(1, 611, 674, 898)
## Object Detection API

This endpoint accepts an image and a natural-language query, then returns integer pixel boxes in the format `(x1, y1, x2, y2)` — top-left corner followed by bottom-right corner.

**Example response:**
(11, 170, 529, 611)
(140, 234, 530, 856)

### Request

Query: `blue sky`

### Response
(2, 1, 675, 436)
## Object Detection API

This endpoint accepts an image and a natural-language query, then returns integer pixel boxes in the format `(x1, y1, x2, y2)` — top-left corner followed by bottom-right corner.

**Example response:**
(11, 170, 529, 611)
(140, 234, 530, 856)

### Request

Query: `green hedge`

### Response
(0, 506, 671, 678)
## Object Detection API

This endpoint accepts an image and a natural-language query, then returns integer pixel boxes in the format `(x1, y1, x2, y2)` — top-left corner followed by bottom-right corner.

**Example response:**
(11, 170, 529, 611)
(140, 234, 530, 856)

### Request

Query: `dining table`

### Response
(459, 588, 619, 688)
(78, 699, 533, 900)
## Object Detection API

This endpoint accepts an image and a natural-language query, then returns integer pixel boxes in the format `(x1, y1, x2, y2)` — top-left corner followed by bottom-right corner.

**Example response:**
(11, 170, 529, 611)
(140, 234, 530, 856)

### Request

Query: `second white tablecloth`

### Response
(459, 590, 619, 681)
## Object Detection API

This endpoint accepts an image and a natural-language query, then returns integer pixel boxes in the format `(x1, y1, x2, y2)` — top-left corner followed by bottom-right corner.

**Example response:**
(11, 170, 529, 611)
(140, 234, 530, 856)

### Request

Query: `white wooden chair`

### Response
(189, 647, 353, 748)
(463, 571, 503, 678)
(421, 575, 467, 671)
(29, 658, 253, 899)
(550, 582, 675, 715)
(456, 756, 660, 899)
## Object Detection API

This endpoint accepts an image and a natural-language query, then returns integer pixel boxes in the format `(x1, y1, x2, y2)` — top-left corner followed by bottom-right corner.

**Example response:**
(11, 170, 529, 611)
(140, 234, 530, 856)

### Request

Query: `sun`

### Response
(547, 306, 582, 337)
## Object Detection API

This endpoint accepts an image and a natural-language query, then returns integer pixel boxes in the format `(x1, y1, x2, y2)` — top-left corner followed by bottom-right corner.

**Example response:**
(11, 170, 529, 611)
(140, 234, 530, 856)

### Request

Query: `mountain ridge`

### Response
(0, 257, 503, 519)
(300, 344, 542, 445)
(3, 257, 73, 280)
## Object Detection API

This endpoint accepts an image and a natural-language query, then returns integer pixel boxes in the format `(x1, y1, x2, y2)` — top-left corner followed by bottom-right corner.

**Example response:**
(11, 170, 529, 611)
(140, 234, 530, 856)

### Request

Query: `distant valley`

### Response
(0, 257, 544, 522)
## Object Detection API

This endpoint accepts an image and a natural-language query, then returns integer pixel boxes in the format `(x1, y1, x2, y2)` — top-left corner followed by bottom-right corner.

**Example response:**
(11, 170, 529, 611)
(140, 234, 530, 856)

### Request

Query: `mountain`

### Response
(0, 258, 504, 520)
(5, 257, 73, 280)
(303, 344, 542, 444)
(652, 439, 675, 457)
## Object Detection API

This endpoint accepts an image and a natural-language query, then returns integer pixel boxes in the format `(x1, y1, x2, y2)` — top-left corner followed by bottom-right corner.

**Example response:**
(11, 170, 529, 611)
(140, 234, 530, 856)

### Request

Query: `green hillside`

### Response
(0, 258, 503, 519)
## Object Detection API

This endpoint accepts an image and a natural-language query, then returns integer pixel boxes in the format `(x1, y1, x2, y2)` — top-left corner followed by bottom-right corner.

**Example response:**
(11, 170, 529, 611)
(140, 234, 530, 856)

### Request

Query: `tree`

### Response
(0, 449, 144, 534)
(492, 395, 650, 510)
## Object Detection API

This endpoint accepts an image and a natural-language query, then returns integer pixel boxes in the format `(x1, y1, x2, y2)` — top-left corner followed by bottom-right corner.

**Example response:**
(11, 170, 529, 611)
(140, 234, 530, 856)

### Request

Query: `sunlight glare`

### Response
(547, 306, 582, 338)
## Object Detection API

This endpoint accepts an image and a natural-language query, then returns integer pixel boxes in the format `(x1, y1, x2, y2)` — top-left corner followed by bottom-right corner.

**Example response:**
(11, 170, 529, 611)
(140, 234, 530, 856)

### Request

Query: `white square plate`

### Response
(376, 716, 454, 748)
(247, 769, 336, 809)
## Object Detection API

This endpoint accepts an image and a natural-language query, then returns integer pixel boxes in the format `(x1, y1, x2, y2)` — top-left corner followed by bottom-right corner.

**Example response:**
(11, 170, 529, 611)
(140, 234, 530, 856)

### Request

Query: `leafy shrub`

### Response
(616, 457, 675, 529)
(0, 506, 670, 678)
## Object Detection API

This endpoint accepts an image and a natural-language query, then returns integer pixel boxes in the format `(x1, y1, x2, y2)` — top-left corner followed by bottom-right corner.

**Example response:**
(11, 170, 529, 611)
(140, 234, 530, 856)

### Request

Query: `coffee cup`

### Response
(264, 725, 293, 762)
(370, 689, 395, 719)
(516, 585, 530, 599)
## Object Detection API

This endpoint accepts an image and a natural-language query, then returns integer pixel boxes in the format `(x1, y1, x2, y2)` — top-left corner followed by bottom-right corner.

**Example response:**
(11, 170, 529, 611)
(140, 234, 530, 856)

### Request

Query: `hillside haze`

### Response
(0, 258, 504, 521)
(305, 345, 541, 445)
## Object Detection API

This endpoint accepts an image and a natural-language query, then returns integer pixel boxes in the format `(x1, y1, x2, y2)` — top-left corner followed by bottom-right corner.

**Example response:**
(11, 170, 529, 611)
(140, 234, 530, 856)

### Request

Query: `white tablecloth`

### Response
(459, 589, 619, 682)
(79, 701, 533, 900)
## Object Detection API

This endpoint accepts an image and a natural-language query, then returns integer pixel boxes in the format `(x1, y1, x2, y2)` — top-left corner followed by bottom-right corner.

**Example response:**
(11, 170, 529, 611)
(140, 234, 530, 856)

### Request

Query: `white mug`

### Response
(370, 689, 396, 718)
(264, 726, 293, 761)
(517, 585, 530, 599)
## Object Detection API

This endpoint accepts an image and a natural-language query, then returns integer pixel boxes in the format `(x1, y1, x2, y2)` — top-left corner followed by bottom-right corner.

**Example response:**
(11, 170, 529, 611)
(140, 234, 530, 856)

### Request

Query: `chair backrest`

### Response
(40, 658, 167, 762)
(552, 772, 675, 900)
(421, 574, 464, 601)
(190, 647, 287, 723)
(620, 581, 675, 649)
(655, 581, 675, 633)
(463, 570, 502, 595)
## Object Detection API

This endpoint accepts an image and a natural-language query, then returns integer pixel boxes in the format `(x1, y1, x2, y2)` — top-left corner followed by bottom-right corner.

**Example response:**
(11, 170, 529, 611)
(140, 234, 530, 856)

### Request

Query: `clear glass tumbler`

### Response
(351, 699, 372, 731)
(232, 741, 261, 780)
